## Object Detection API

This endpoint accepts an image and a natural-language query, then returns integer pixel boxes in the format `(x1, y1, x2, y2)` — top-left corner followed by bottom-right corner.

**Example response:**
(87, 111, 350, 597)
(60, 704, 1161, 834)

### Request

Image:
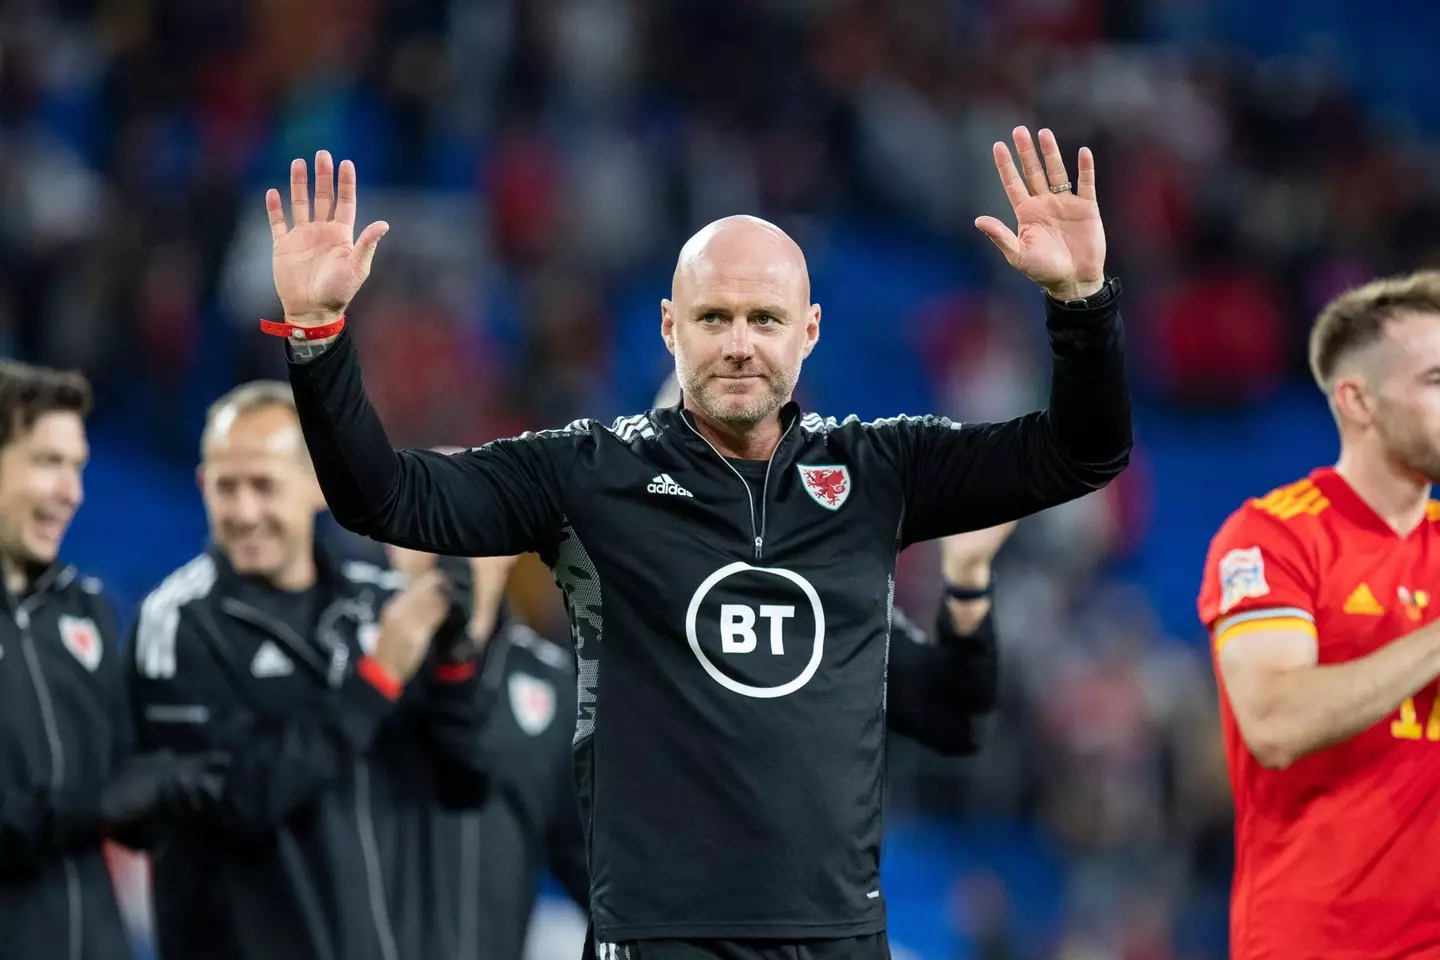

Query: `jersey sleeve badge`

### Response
(1218, 546, 1270, 615)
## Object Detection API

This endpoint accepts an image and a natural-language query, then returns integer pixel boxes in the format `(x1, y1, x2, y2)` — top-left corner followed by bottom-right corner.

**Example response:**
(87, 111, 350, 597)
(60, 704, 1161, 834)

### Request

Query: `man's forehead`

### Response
(672, 216, 811, 304)
(1386, 309, 1440, 343)
(675, 268, 803, 306)
(1, 409, 86, 457)
(205, 406, 305, 461)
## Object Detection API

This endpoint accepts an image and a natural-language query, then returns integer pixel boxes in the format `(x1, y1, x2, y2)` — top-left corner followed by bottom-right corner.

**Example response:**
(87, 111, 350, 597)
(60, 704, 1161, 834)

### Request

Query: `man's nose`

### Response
(59, 467, 83, 508)
(723, 320, 754, 360)
(230, 486, 264, 524)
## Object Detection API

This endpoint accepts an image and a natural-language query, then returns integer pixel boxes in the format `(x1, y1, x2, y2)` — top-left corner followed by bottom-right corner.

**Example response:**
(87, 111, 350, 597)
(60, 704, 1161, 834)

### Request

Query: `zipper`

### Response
(354, 760, 400, 960)
(277, 829, 340, 960)
(221, 598, 350, 687)
(16, 597, 82, 960)
(456, 814, 481, 960)
(755, 418, 794, 559)
(682, 415, 797, 559)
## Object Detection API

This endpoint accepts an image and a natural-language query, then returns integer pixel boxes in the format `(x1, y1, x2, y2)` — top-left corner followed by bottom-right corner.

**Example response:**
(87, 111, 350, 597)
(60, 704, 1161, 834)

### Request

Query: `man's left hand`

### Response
(975, 126, 1105, 302)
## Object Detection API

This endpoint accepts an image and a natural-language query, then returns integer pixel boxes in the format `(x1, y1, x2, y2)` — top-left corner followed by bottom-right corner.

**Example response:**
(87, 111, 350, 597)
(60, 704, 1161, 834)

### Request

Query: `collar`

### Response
(0, 560, 73, 613)
(652, 397, 806, 456)
(205, 539, 346, 597)
(1309, 467, 1433, 539)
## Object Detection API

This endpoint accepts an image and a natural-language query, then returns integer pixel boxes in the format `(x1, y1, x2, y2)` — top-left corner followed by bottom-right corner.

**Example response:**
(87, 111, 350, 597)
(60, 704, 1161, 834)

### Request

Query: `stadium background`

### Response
(3, 0, 1436, 957)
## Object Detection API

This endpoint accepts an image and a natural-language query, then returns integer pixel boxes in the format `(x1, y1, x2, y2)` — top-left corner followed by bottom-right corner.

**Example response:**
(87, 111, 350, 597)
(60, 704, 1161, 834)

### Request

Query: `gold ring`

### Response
(1050, 182, 1072, 194)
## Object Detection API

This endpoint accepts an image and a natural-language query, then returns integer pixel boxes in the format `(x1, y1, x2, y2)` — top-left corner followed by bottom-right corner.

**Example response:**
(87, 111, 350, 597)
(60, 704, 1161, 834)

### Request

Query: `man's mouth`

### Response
(32, 510, 70, 544)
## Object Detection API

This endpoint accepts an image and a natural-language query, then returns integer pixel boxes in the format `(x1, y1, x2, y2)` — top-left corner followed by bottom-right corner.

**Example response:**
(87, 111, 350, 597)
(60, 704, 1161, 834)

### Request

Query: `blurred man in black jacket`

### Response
(129, 381, 494, 960)
(0, 361, 225, 960)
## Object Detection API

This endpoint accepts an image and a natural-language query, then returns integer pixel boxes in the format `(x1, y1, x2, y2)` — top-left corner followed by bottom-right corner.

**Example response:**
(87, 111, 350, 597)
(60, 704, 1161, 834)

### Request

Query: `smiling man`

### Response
(0, 361, 226, 960)
(128, 380, 496, 960)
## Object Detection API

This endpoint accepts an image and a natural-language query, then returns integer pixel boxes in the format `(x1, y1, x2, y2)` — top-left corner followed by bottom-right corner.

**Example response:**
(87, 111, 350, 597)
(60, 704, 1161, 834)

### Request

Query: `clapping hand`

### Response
(372, 569, 452, 683)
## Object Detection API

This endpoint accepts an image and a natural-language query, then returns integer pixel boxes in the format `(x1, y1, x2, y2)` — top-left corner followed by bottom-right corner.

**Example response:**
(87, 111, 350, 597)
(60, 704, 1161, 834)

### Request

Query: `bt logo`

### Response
(720, 604, 795, 654)
(686, 562, 825, 699)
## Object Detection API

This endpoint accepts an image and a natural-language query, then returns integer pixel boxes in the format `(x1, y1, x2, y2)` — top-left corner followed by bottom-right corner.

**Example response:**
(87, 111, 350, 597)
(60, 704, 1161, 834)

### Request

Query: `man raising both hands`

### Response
(264, 128, 1130, 960)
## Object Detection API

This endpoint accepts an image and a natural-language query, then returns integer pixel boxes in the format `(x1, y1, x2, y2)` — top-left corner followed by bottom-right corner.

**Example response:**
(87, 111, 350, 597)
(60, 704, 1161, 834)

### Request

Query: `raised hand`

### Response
(940, 521, 1019, 589)
(266, 151, 389, 328)
(975, 127, 1105, 302)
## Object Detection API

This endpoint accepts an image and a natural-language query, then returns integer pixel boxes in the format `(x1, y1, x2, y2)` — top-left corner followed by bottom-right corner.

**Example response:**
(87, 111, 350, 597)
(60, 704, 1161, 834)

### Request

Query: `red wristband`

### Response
(356, 656, 403, 701)
(260, 316, 346, 341)
(435, 660, 477, 683)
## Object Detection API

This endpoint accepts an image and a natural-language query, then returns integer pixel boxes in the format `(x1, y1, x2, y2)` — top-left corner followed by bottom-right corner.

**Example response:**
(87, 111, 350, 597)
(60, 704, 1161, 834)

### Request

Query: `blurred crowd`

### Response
(4, 0, 1438, 957)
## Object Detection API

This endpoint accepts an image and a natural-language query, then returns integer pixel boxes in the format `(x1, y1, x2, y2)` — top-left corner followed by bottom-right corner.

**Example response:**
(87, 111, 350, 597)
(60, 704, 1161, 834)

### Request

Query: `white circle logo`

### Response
(685, 561, 825, 698)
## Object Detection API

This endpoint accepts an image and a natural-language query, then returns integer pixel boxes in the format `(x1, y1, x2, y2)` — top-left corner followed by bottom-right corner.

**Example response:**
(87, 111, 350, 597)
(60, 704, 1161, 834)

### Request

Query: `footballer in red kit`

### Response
(1200, 470, 1440, 958)
(1198, 270, 1440, 960)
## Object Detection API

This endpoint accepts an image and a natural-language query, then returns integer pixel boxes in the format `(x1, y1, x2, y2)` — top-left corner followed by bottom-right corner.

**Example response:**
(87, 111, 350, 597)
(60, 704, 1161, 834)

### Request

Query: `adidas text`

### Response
(647, 474, 692, 497)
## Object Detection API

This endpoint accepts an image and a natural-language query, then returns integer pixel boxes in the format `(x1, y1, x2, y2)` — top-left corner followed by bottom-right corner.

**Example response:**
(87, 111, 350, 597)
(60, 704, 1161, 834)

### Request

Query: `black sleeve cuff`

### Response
(330, 664, 401, 752)
(1043, 277, 1123, 327)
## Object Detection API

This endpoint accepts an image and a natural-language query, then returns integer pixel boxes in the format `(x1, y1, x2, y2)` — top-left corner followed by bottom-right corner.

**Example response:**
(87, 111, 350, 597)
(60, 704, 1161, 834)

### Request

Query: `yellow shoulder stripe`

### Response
(1249, 478, 1329, 521)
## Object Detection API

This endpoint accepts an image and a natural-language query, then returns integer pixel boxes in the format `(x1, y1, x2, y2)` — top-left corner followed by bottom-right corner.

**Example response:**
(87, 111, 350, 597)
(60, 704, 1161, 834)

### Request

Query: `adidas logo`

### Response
(1343, 582, 1385, 616)
(251, 640, 295, 678)
(646, 473, 692, 497)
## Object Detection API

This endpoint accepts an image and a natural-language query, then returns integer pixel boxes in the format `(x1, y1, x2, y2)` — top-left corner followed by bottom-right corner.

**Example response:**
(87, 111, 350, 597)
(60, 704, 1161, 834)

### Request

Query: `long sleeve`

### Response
(0, 787, 105, 877)
(129, 614, 398, 841)
(885, 604, 999, 756)
(871, 293, 1131, 547)
(287, 331, 583, 559)
(0, 593, 127, 874)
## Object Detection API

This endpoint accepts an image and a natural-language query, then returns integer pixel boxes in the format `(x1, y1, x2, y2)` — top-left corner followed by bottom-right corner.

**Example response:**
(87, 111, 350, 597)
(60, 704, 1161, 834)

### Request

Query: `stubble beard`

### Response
(677, 356, 799, 429)
(1377, 406, 1440, 484)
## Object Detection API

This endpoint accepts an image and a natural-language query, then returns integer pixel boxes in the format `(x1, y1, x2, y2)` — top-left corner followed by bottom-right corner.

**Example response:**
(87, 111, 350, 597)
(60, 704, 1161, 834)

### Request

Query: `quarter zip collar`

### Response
(206, 540, 359, 688)
(205, 538, 348, 599)
(657, 396, 806, 461)
(0, 559, 74, 617)
(667, 398, 803, 559)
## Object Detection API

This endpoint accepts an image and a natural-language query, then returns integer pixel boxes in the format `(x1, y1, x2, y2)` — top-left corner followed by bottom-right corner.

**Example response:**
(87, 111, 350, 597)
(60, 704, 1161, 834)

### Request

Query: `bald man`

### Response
(267, 126, 1130, 960)
(128, 381, 496, 960)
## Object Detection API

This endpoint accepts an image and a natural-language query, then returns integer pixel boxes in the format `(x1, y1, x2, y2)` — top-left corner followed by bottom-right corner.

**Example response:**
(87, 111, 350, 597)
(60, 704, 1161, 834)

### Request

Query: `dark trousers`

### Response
(585, 931, 891, 960)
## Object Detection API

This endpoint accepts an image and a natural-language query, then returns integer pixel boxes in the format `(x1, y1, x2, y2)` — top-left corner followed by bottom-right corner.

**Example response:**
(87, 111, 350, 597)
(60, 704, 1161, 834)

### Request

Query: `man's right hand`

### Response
(372, 569, 451, 683)
(100, 750, 230, 830)
(265, 150, 389, 329)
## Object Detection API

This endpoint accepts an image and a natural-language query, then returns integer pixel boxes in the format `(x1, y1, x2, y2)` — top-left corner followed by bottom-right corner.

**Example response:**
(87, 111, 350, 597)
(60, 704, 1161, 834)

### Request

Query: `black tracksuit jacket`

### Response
(0, 564, 132, 960)
(127, 544, 494, 960)
(286, 292, 1130, 942)
(325, 520, 1000, 960)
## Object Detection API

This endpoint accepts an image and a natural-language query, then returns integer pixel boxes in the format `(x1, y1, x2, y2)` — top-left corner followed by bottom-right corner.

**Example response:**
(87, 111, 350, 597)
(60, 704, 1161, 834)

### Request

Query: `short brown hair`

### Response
(1309, 270, 1440, 390)
(201, 380, 301, 456)
(0, 361, 93, 452)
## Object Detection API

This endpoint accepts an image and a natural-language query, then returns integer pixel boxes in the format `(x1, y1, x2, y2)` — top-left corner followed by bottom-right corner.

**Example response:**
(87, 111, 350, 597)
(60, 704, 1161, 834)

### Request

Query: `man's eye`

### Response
(753, 315, 777, 325)
(701, 313, 723, 324)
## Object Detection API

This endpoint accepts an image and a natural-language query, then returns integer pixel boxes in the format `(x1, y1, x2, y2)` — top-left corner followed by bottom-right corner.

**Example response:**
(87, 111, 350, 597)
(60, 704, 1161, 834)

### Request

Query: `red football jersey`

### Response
(1198, 467, 1440, 960)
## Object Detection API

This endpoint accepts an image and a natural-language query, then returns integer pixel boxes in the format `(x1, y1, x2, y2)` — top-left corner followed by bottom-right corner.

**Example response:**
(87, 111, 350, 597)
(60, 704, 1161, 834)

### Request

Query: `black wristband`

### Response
(1046, 275, 1123, 313)
(944, 582, 994, 602)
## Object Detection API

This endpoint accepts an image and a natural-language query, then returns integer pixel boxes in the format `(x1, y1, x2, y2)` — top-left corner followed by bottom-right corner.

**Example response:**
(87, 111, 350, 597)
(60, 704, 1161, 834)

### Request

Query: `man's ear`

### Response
(195, 464, 206, 492)
(661, 299, 677, 356)
(1332, 375, 1374, 428)
(802, 303, 821, 359)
